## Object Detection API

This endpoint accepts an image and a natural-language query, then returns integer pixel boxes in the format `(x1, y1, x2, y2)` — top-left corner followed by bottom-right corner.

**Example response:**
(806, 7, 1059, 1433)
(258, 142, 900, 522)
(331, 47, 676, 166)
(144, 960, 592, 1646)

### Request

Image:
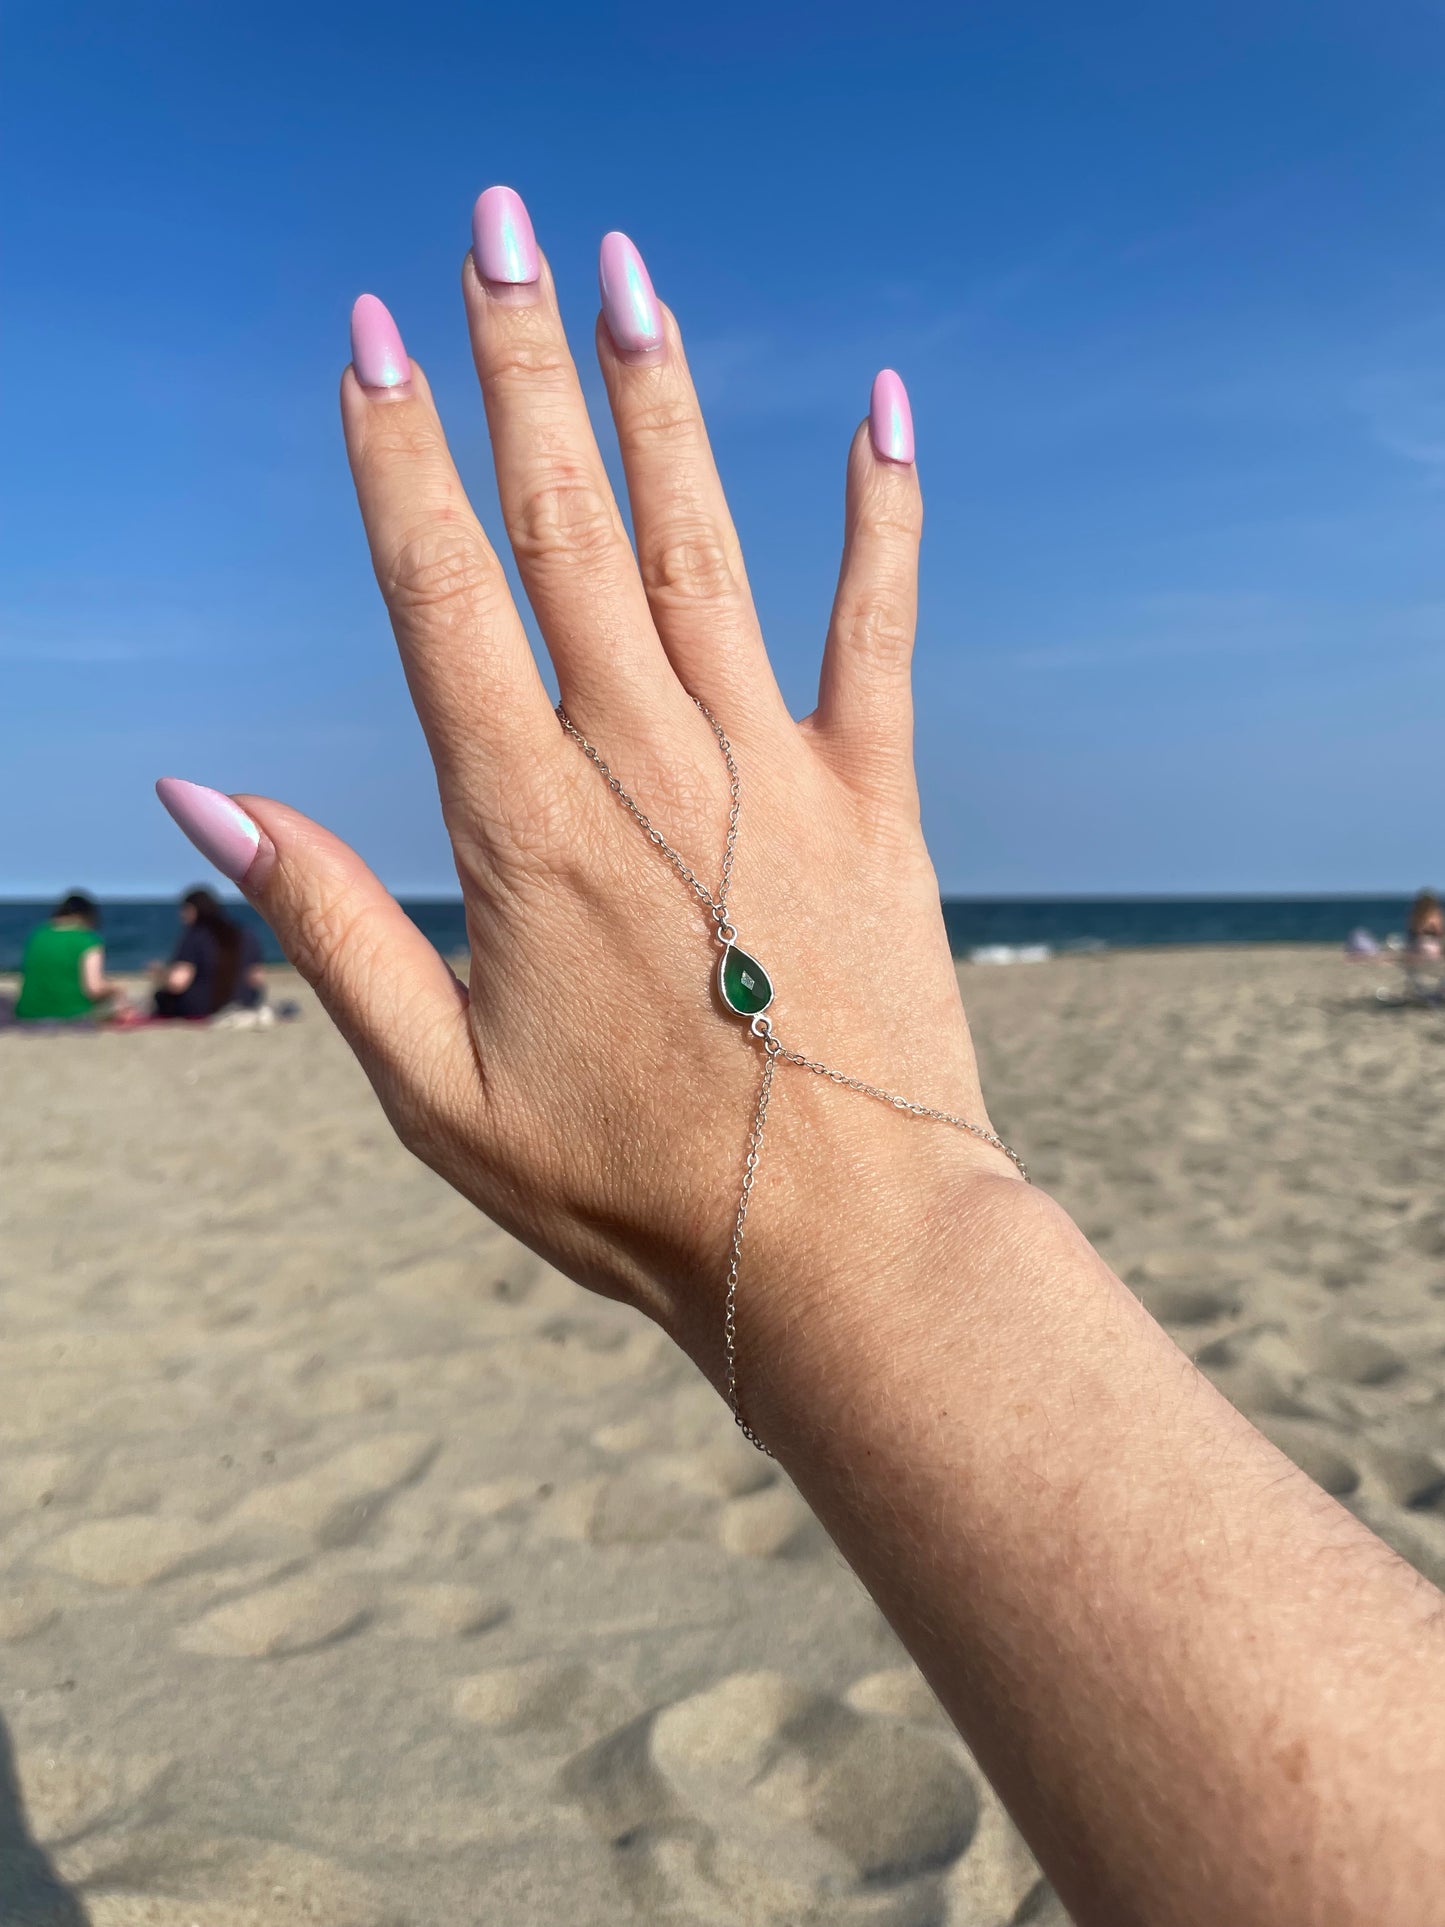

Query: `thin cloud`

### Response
(0, 633, 184, 664)
(966, 593, 1445, 673)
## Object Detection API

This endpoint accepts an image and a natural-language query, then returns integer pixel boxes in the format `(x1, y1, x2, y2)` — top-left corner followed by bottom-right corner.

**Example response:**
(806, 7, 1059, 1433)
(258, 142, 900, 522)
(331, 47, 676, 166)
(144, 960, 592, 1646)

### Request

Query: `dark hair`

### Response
(53, 892, 99, 927)
(1408, 889, 1442, 939)
(183, 887, 242, 1009)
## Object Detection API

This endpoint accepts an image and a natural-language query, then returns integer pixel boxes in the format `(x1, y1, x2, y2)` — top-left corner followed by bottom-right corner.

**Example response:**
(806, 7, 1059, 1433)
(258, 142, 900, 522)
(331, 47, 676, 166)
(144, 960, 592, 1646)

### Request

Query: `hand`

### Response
(157, 196, 1020, 1389)
(154, 195, 1445, 1927)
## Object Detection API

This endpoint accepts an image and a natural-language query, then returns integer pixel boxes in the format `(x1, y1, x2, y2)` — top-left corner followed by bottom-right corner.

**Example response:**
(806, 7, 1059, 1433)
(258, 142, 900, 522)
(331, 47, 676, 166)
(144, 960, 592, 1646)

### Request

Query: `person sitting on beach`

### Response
(13, 892, 129, 1022)
(1405, 887, 1443, 959)
(151, 888, 264, 1020)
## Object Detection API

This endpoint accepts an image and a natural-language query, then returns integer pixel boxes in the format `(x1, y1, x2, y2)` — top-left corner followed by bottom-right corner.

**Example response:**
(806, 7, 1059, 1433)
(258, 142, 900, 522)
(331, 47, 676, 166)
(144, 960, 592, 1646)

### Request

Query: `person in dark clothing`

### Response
(152, 888, 264, 1019)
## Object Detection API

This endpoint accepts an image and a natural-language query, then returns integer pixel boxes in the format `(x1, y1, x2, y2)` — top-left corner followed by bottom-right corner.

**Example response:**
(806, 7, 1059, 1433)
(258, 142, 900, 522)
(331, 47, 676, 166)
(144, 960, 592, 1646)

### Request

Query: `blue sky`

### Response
(5, 0, 1445, 895)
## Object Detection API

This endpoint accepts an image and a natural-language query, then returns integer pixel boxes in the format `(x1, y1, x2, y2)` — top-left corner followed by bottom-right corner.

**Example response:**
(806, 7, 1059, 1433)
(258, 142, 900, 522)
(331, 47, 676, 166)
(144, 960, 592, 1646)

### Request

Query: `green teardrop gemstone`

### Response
(719, 943, 774, 1018)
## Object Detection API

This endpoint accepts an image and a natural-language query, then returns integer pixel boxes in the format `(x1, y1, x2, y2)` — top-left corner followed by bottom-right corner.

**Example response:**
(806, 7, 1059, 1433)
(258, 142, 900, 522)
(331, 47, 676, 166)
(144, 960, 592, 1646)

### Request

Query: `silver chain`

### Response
(557, 702, 741, 936)
(558, 697, 1028, 1455)
(724, 1049, 775, 1452)
(769, 1040, 1028, 1178)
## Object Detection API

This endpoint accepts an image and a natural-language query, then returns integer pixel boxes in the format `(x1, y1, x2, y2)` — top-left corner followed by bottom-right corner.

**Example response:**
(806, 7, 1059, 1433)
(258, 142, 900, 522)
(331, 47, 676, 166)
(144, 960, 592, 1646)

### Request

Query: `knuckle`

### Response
(623, 393, 706, 446)
(641, 520, 742, 606)
(857, 467, 924, 542)
(484, 334, 575, 388)
(390, 1075, 459, 1167)
(863, 499, 924, 543)
(285, 886, 378, 992)
(837, 591, 916, 671)
(382, 522, 499, 623)
(360, 416, 433, 471)
(506, 470, 620, 568)
(360, 409, 442, 469)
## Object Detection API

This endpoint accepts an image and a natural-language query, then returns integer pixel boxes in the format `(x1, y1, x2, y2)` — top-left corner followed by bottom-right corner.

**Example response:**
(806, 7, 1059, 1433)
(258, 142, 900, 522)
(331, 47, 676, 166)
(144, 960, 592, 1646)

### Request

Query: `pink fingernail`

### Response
(350, 294, 411, 391)
(598, 231, 663, 354)
(472, 185, 539, 285)
(155, 779, 267, 885)
(870, 369, 915, 464)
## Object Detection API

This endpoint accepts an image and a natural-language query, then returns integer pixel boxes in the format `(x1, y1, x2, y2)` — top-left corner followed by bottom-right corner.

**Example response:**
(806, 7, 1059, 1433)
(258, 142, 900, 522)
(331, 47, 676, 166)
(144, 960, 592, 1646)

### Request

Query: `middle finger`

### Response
(463, 186, 687, 737)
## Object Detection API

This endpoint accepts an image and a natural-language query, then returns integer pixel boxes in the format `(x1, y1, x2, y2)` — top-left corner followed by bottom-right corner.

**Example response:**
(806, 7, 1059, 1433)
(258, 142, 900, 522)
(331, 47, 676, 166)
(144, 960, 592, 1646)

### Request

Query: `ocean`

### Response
(0, 895, 1418, 974)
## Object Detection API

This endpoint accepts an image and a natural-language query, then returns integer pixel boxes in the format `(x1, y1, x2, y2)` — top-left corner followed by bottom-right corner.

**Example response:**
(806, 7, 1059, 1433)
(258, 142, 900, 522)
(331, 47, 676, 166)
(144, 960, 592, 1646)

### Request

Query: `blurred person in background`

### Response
(1405, 888, 1443, 959)
(14, 892, 129, 1022)
(152, 888, 265, 1020)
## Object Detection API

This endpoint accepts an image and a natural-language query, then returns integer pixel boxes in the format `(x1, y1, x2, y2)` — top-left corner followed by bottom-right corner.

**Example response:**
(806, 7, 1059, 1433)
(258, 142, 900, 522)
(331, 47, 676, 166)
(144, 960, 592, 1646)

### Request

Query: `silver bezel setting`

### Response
(717, 941, 774, 1019)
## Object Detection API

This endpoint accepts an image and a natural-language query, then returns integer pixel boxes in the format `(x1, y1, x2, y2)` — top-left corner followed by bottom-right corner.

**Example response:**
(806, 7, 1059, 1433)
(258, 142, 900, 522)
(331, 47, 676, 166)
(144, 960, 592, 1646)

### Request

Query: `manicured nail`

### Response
(472, 185, 539, 285)
(598, 231, 663, 354)
(349, 294, 410, 391)
(155, 779, 267, 886)
(870, 369, 915, 464)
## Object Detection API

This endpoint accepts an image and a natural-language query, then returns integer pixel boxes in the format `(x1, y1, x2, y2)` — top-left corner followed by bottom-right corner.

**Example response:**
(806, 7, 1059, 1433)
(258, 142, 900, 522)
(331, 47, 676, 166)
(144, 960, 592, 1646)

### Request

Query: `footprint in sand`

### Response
(11, 1749, 172, 1853)
(178, 1571, 371, 1659)
(844, 1668, 946, 1727)
(1349, 1497, 1445, 1591)
(454, 1475, 543, 1522)
(80, 1836, 389, 1927)
(1365, 1443, 1445, 1511)
(839, 1675, 1064, 1926)
(1134, 1279, 1240, 1327)
(0, 1591, 60, 1642)
(1406, 1211, 1445, 1258)
(34, 1516, 230, 1589)
(2, 1451, 88, 1514)
(1295, 1325, 1406, 1389)
(659, 1434, 778, 1502)
(717, 1484, 820, 1559)
(562, 1669, 980, 1923)
(532, 1469, 715, 1548)
(504, 1321, 668, 1392)
(230, 1431, 439, 1548)
(1195, 1332, 1327, 1421)
(591, 1418, 778, 1505)
(454, 1658, 635, 1740)
(376, 1582, 509, 1641)
(1255, 1417, 1360, 1498)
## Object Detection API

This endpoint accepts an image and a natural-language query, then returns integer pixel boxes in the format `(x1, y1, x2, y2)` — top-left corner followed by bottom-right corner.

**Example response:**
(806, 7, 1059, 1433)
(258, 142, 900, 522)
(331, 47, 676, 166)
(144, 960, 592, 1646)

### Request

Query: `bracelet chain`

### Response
(558, 697, 1028, 1454)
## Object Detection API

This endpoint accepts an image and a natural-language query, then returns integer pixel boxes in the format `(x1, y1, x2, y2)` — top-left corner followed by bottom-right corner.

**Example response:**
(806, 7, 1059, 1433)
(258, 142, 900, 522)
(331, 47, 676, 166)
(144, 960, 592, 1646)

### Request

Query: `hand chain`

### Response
(558, 698, 1027, 1455)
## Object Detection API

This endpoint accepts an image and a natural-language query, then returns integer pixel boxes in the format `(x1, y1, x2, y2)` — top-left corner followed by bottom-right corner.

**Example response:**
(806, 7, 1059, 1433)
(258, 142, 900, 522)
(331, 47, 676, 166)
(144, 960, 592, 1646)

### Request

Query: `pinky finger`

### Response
(154, 779, 474, 1138)
(812, 370, 922, 802)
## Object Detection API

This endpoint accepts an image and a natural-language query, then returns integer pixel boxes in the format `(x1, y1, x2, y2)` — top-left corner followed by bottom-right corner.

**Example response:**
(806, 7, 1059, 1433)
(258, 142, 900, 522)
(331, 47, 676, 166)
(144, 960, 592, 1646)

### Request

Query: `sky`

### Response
(6, 0, 1445, 895)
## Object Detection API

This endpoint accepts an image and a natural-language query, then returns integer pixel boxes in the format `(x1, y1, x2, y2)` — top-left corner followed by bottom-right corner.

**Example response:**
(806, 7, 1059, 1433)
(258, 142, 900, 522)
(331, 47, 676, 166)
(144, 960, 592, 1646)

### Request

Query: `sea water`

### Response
(0, 896, 1418, 974)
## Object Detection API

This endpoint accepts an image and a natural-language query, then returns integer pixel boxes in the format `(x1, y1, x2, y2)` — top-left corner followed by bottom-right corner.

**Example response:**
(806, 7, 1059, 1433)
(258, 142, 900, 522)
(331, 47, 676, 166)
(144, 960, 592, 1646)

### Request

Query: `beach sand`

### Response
(1, 947, 1442, 1925)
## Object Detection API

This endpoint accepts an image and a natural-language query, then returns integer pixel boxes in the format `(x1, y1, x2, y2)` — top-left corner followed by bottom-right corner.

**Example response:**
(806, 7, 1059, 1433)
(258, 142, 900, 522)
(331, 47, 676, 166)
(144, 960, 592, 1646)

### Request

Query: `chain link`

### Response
(558, 697, 1028, 1453)
(723, 1049, 776, 1454)
(557, 701, 741, 932)
(770, 1045, 1028, 1181)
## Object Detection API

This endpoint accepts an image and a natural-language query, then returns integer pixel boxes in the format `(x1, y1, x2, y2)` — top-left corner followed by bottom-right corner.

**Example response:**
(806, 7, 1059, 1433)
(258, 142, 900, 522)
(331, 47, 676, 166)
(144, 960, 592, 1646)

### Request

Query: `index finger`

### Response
(342, 295, 559, 824)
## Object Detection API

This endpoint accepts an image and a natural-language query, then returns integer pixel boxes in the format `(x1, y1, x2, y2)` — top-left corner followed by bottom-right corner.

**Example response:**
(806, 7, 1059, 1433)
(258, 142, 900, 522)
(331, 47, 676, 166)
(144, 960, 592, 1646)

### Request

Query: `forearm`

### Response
(744, 1170, 1445, 1927)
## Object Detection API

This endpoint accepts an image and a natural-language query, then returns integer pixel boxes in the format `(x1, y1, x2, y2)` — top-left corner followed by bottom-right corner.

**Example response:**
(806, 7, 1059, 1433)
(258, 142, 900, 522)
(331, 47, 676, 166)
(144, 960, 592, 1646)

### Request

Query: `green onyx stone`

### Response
(719, 943, 774, 1018)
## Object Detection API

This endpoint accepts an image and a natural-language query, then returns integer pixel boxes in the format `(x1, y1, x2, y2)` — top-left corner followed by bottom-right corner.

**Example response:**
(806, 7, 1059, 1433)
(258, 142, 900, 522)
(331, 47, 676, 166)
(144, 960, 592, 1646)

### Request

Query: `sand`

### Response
(1, 946, 1442, 1925)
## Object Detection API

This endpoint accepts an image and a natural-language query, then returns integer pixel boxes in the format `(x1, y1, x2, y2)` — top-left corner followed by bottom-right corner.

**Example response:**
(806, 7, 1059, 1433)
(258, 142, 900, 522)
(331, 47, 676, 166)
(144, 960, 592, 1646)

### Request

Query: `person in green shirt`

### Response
(14, 893, 129, 1022)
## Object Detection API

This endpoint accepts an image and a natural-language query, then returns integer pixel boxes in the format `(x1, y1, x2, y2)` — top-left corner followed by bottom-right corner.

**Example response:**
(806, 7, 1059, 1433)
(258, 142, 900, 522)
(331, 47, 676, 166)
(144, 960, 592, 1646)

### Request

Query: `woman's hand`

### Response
(156, 188, 1445, 1925)
(158, 192, 1019, 1389)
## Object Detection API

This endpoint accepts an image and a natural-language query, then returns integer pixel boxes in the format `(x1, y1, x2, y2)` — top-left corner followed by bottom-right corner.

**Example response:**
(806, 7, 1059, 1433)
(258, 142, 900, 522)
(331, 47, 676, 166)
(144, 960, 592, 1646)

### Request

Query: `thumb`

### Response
(154, 779, 472, 1118)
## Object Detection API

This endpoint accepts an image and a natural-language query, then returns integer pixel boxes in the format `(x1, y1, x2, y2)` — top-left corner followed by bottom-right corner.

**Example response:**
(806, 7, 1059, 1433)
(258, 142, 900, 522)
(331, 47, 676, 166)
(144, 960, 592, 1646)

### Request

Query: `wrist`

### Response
(660, 1057, 1036, 1446)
